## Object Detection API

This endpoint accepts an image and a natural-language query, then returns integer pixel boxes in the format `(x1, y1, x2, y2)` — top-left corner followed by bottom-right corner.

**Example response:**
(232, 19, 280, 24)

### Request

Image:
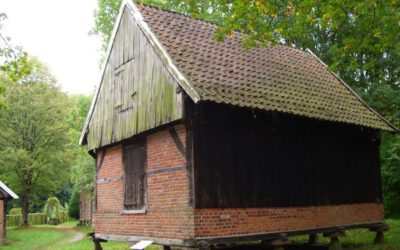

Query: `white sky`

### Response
(0, 0, 102, 95)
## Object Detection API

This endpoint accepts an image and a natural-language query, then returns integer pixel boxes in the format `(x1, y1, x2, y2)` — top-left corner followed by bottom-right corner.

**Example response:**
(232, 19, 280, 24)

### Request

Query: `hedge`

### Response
(6, 214, 22, 228)
(29, 213, 46, 225)
(6, 212, 69, 227)
(59, 211, 70, 224)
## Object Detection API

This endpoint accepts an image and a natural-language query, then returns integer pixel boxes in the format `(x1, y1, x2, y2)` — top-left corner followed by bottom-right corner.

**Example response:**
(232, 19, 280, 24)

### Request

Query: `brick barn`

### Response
(80, 1, 397, 249)
(0, 181, 18, 244)
(79, 191, 93, 226)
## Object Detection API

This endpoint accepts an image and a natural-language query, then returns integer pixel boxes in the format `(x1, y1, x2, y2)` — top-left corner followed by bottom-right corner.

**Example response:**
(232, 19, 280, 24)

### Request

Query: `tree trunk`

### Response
(21, 196, 29, 226)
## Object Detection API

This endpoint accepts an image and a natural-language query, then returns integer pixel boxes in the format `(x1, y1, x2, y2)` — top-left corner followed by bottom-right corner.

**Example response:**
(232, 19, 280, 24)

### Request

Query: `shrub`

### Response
(6, 214, 22, 227)
(68, 190, 80, 219)
(8, 208, 22, 215)
(28, 213, 46, 225)
(44, 196, 63, 225)
(59, 211, 70, 224)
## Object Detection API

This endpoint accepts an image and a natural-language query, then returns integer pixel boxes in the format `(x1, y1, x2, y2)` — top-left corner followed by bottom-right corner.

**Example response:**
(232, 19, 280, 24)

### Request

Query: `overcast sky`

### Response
(0, 0, 102, 95)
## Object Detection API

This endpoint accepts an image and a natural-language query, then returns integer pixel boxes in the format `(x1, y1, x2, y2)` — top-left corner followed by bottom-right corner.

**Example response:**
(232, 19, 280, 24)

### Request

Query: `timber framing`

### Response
(168, 127, 186, 158)
(146, 165, 188, 175)
(94, 221, 387, 248)
(194, 222, 387, 246)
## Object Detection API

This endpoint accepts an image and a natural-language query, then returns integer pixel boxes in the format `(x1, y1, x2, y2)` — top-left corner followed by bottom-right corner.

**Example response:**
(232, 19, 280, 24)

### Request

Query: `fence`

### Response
(6, 211, 70, 228)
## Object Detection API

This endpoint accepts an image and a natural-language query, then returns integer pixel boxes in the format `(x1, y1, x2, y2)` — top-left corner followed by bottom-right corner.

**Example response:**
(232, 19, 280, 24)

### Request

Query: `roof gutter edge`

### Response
(306, 48, 398, 133)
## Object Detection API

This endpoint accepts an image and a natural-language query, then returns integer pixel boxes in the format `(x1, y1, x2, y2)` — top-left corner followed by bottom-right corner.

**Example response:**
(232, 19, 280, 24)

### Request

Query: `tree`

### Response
(0, 57, 73, 225)
(0, 12, 10, 109)
(68, 189, 80, 219)
(68, 95, 95, 193)
(66, 95, 95, 220)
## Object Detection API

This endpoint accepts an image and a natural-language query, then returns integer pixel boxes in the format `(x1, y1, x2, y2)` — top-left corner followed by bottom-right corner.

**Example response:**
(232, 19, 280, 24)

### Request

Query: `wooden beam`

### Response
(195, 222, 383, 246)
(95, 233, 193, 247)
(183, 95, 195, 207)
(97, 149, 108, 172)
(146, 165, 187, 175)
(168, 127, 186, 158)
(327, 236, 342, 250)
(323, 229, 346, 238)
(89, 232, 107, 250)
(373, 231, 384, 244)
(308, 233, 321, 245)
(95, 222, 386, 248)
(163, 246, 171, 250)
(261, 237, 291, 250)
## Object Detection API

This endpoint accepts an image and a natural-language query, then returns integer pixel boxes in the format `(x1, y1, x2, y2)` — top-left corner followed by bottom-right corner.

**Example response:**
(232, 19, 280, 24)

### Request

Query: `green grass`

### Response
(57, 221, 80, 227)
(1, 220, 399, 250)
(0, 227, 70, 250)
(33, 220, 79, 229)
(290, 219, 400, 249)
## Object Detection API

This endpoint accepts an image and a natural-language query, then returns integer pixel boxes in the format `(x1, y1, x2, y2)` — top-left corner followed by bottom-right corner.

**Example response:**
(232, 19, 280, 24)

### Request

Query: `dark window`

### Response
(123, 138, 146, 210)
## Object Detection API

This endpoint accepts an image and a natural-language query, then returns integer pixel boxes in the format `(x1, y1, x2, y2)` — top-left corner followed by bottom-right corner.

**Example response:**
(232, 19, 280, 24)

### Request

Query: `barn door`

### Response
(123, 138, 146, 210)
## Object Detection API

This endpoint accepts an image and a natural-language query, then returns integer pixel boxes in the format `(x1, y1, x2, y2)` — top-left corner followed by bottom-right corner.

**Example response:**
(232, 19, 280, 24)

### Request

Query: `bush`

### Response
(59, 211, 70, 224)
(6, 214, 22, 227)
(384, 192, 400, 218)
(68, 190, 80, 219)
(8, 208, 22, 215)
(44, 196, 63, 224)
(6, 207, 65, 227)
(28, 213, 46, 225)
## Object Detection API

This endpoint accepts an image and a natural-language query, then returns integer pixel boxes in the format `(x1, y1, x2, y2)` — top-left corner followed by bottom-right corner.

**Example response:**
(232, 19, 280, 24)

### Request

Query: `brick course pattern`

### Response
(193, 203, 383, 237)
(94, 123, 384, 242)
(94, 124, 195, 239)
(80, 192, 92, 222)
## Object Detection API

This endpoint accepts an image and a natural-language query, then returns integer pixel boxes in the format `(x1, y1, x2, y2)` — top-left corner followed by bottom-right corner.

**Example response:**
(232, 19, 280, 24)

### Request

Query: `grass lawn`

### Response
(288, 219, 400, 250)
(0, 219, 399, 249)
(0, 227, 70, 250)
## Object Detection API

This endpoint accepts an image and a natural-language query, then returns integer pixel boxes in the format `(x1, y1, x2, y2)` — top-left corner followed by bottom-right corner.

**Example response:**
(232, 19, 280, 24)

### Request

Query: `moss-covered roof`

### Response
(136, 3, 396, 131)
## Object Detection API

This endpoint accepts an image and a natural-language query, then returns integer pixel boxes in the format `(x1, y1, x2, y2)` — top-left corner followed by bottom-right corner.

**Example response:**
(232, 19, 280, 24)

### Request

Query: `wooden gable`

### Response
(84, 6, 183, 150)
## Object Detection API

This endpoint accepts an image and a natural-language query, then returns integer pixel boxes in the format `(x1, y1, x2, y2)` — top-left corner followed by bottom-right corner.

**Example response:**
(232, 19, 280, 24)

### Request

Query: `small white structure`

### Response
(131, 240, 153, 250)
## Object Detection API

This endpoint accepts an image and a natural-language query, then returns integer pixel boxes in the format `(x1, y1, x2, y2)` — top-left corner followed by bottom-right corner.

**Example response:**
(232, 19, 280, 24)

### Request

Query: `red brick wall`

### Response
(194, 203, 383, 237)
(0, 198, 4, 242)
(80, 192, 92, 222)
(93, 123, 384, 242)
(94, 124, 195, 239)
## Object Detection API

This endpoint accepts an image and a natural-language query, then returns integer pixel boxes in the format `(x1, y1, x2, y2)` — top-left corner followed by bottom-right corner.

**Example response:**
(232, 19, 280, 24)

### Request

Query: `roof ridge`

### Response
(136, 2, 314, 58)
(136, 1, 220, 28)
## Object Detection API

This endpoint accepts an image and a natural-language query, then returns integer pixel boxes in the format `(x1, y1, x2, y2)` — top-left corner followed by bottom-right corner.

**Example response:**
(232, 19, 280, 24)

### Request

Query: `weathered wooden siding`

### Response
(192, 102, 382, 208)
(86, 6, 183, 150)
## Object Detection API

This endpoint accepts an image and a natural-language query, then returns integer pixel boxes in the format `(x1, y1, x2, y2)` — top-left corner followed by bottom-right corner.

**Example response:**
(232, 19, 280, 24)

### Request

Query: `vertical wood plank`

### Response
(87, 7, 183, 150)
